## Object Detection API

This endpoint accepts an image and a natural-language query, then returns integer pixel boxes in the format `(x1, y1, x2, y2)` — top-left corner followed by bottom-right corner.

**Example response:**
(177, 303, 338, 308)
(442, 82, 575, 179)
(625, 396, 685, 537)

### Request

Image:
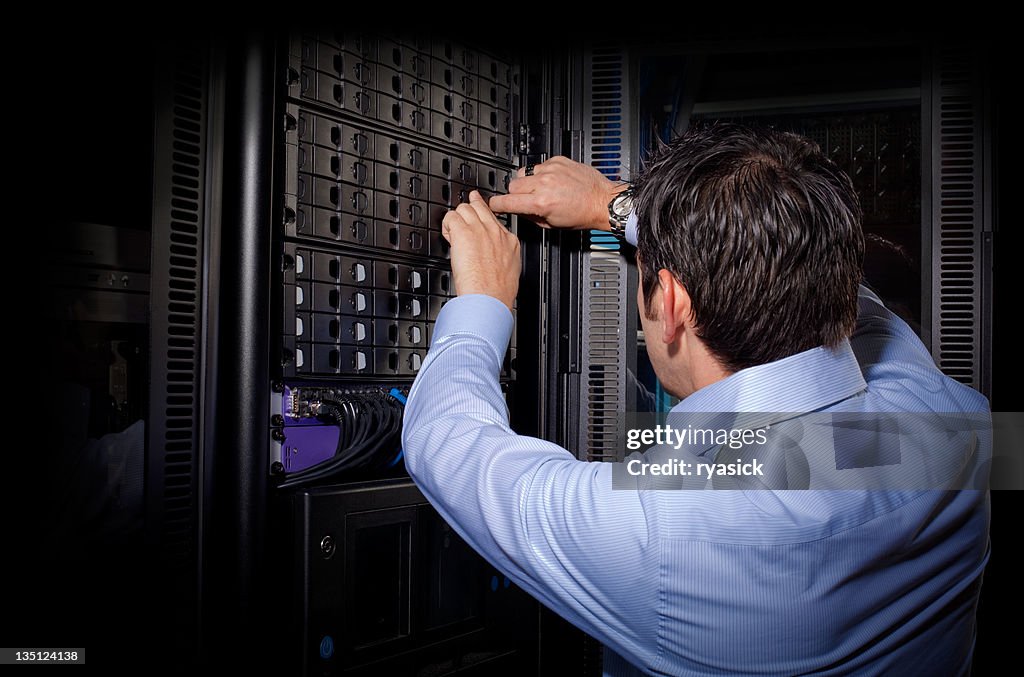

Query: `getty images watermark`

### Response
(625, 422, 768, 478)
(610, 411, 1024, 491)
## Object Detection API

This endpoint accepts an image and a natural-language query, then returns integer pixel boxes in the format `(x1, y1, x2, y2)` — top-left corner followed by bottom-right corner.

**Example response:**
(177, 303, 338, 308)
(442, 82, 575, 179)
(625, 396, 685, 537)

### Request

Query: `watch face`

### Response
(612, 192, 634, 217)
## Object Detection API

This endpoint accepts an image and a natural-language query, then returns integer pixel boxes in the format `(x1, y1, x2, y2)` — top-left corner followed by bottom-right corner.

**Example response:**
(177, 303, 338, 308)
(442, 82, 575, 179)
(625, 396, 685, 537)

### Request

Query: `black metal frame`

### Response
(146, 36, 224, 666)
(201, 30, 277, 664)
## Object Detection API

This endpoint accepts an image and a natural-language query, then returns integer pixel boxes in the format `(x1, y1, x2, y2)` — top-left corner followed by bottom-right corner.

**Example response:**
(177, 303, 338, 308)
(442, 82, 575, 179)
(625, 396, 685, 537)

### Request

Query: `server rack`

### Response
(131, 30, 624, 674)
(262, 31, 543, 675)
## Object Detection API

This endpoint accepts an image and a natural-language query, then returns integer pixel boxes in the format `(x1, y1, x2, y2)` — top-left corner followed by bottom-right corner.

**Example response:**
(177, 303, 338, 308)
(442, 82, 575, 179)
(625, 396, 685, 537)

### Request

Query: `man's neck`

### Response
(687, 359, 732, 397)
(670, 336, 732, 399)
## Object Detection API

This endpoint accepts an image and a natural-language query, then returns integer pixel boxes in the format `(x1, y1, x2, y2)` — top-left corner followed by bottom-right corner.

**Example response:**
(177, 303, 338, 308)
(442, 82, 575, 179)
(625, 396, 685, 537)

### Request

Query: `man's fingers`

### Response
(454, 202, 481, 227)
(489, 192, 546, 215)
(467, 190, 501, 226)
(507, 175, 542, 194)
(441, 209, 468, 243)
(517, 157, 567, 178)
(516, 161, 547, 178)
(468, 189, 488, 206)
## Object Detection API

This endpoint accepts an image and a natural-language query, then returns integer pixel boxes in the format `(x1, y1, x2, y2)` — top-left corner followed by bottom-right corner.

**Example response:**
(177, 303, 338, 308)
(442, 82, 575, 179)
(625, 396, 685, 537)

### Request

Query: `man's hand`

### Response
(488, 156, 624, 230)
(442, 191, 521, 311)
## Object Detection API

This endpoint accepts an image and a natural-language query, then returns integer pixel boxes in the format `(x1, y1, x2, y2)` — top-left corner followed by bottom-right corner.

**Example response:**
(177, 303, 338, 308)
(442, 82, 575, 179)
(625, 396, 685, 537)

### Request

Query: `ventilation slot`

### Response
(584, 253, 624, 462)
(150, 48, 207, 569)
(933, 47, 981, 387)
(581, 46, 631, 464)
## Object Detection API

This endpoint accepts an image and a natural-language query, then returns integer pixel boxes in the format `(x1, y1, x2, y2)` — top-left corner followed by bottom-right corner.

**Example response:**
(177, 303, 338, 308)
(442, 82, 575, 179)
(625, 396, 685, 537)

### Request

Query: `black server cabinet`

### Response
(281, 481, 537, 676)
(135, 32, 625, 675)
(258, 32, 540, 676)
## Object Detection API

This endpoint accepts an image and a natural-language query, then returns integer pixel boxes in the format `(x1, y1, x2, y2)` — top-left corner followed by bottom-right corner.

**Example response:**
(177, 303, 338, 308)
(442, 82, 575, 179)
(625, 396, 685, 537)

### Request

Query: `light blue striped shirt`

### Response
(403, 219, 990, 675)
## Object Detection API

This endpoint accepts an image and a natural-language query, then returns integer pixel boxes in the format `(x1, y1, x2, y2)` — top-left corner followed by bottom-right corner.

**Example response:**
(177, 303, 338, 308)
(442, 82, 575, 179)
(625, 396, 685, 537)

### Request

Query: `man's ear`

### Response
(658, 268, 691, 345)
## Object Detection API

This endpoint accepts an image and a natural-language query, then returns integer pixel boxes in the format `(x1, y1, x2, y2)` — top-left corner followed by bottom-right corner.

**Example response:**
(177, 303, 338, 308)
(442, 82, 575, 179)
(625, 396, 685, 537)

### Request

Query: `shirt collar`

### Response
(673, 338, 867, 415)
(656, 339, 866, 459)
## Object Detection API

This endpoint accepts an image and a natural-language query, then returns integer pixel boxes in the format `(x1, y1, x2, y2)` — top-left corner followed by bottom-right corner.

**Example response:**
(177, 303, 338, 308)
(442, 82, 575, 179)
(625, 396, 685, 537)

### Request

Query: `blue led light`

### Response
(319, 635, 334, 660)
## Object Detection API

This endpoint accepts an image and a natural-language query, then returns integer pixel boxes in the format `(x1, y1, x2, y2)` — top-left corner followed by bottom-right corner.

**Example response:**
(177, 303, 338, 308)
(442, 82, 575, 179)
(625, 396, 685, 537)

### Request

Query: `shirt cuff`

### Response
(625, 211, 638, 247)
(432, 294, 514, 363)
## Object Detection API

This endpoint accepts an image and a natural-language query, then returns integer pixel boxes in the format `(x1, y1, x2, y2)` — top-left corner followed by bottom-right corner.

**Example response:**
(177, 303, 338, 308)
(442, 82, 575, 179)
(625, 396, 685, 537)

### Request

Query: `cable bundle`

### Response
(277, 391, 405, 489)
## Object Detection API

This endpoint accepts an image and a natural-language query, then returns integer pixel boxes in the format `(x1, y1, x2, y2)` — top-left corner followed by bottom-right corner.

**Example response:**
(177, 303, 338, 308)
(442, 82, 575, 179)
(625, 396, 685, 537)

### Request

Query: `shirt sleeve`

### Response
(625, 211, 639, 247)
(402, 294, 661, 669)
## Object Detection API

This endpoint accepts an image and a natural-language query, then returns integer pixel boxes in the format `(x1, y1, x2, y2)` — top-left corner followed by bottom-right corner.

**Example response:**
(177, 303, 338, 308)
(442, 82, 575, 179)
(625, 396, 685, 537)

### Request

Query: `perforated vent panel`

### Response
(580, 46, 632, 463)
(148, 48, 209, 565)
(929, 46, 987, 390)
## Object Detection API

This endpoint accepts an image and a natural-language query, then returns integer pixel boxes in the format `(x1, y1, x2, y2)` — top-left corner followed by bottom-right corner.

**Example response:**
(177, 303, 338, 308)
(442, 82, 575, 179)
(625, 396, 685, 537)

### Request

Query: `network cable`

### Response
(276, 390, 406, 489)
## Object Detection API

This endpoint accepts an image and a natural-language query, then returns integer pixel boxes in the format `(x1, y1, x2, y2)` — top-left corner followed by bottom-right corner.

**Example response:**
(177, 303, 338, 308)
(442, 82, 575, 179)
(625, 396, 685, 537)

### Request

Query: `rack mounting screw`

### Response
(320, 535, 336, 558)
(272, 381, 285, 393)
(270, 461, 285, 475)
(271, 414, 285, 427)
(271, 429, 286, 442)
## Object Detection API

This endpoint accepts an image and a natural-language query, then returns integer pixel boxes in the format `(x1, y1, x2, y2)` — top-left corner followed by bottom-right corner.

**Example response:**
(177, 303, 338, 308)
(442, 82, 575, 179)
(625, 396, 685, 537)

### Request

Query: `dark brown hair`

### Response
(635, 122, 864, 372)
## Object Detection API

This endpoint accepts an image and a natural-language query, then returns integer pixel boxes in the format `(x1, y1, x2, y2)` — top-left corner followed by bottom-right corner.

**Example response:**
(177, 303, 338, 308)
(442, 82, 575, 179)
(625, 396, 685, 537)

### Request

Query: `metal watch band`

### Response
(608, 185, 633, 239)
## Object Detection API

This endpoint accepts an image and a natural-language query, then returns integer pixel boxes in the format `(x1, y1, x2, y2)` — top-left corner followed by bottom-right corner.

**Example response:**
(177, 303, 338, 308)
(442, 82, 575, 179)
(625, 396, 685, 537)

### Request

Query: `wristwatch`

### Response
(608, 186, 634, 239)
